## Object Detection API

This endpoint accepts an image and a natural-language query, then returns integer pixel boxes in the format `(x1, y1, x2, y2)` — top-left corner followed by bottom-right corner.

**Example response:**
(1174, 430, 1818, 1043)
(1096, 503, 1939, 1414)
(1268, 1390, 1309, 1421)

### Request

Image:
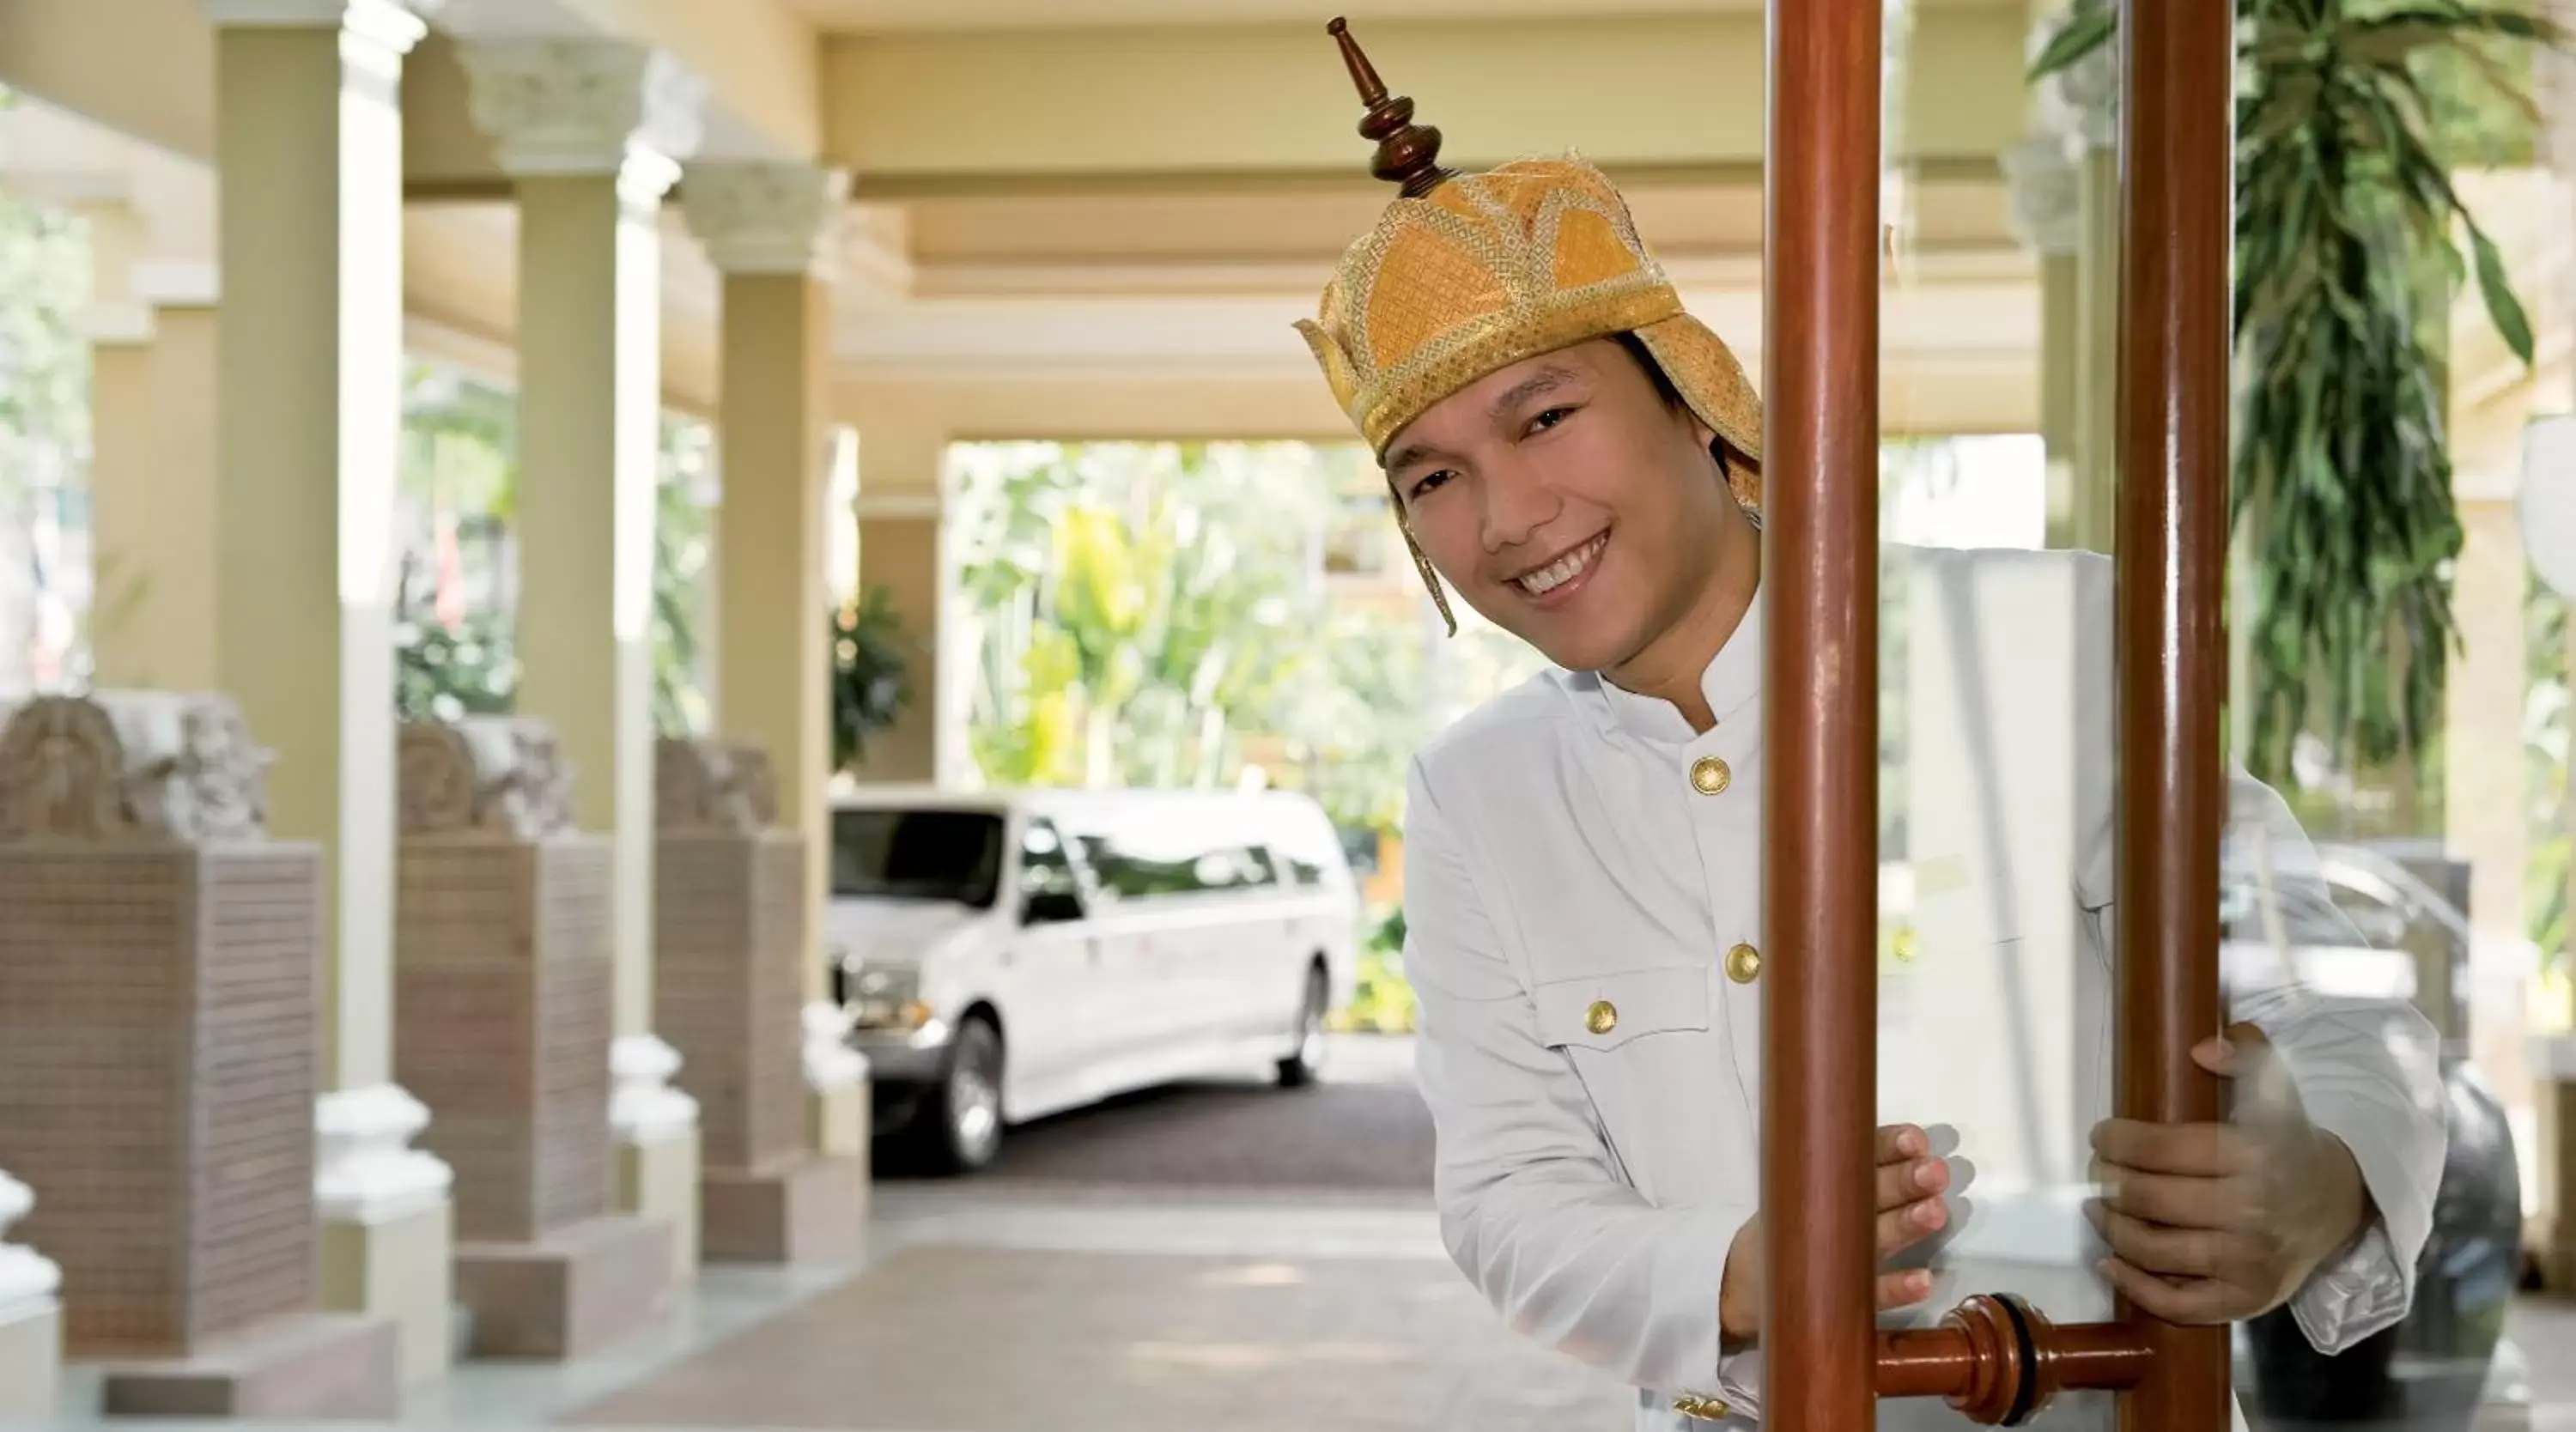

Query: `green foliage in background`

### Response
(831, 584, 916, 773)
(392, 615, 513, 724)
(2035, 0, 2559, 788)
(953, 441, 1430, 840)
(1335, 905, 1419, 1035)
(957, 443, 1315, 791)
(0, 92, 97, 682)
(392, 361, 717, 732)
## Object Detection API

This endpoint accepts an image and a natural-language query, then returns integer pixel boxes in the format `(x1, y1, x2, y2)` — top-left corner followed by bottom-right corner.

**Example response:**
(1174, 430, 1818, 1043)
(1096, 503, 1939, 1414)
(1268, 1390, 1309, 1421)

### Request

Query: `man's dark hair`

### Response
(1613, 331, 1687, 411)
(1614, 330, 1741, 477)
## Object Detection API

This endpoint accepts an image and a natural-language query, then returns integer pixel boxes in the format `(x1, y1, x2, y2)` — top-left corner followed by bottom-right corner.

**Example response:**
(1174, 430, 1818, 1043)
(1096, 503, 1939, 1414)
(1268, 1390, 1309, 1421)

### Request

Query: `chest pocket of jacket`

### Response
(1534, 966, 1710, 1053)
(1534, 966, 1719, 1196)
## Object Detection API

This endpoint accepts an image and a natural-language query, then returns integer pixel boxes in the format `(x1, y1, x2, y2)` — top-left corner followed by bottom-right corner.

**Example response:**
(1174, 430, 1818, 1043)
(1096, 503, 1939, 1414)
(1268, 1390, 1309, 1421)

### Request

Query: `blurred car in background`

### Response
(2224, 844, 2522, 1431)
(824, 786, 1360, 1174)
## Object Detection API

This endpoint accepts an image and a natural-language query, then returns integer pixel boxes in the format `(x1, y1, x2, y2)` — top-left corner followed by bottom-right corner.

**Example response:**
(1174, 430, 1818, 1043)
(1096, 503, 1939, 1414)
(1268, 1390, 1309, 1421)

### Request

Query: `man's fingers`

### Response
(2094, 1163, 2254, 1232)
(1877, 1124, 1928, 1164)
(2086, 1199, 2257, 1280)
(1878, 1268, 1935, 1313)
(2097, 1257, 2251, 1326)
(1877, 1154, 1947, 1211)
(1877, 1194, 1947, 1257)
(2091, 1119, 2253, 1178)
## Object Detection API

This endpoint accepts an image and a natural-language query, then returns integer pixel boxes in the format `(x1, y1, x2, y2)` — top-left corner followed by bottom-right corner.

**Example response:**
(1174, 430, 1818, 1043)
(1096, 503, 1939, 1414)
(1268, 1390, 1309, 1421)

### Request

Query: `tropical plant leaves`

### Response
(2028, 1, 2116, 79)
(2470, 222, 2537, 362)
(2027, 0, 2560, 784)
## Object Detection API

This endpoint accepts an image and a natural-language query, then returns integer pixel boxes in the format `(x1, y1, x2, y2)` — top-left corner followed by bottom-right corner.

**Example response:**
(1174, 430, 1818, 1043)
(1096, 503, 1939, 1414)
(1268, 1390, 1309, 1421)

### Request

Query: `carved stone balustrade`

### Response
(655, 737, 866, 1263)
(0, 691, 397, 1415)
(393, 717, 671, 1357)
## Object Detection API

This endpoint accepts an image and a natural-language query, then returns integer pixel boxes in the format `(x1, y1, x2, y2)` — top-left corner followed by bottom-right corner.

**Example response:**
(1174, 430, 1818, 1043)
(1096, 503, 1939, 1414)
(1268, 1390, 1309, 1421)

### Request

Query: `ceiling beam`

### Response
(823, 8, 2031, 193)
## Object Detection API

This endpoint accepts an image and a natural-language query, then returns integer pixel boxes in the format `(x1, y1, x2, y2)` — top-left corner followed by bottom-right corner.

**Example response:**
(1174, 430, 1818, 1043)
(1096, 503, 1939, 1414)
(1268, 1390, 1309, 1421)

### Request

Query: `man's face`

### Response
(1385, 337, 1728, 673)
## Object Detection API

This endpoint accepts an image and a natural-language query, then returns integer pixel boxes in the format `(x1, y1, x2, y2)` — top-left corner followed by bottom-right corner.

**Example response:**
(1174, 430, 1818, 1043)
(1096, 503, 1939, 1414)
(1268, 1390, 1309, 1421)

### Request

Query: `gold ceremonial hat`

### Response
(1295, 18, 1765, 506)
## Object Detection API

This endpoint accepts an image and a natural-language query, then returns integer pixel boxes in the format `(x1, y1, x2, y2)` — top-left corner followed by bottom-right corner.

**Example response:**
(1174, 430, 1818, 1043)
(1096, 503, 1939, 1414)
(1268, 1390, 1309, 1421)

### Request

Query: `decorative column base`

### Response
(313, 1085, 455, 1389)
(94, 1314, 400, 1419)
(611, 1035, 702, 1281)
(451, 1217, 673, 1362)
(0, 1172, 63, 1420)
(0, 693, 404, 1419)
(805, 1001, 872, 1159)
(395, 719, 678, 1362)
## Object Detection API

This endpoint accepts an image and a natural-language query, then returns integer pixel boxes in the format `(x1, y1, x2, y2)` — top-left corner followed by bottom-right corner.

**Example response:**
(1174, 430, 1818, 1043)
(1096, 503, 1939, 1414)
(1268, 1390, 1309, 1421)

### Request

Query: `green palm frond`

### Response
(2033, 0, 2562, 783)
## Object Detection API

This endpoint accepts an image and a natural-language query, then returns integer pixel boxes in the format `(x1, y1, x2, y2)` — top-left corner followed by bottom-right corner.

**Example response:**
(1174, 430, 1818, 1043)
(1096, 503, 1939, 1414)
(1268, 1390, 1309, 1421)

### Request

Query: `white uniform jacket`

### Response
(1403, 547, 2446, 1430)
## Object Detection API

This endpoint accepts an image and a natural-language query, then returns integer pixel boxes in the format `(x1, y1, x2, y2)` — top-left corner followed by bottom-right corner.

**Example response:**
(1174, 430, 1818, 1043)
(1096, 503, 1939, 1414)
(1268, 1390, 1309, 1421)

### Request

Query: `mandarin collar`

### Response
(1590, 579, 1765, 746)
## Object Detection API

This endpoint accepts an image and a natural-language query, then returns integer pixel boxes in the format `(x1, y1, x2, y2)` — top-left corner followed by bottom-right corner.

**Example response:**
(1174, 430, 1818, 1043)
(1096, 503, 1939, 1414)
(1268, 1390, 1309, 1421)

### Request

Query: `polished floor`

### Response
(20, 1036, 2576, 1432)
(28, 1037, 1633, 1432)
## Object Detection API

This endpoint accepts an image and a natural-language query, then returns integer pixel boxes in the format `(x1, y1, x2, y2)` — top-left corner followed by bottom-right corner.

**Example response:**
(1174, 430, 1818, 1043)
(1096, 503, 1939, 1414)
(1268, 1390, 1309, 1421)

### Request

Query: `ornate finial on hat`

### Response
(1327, 17, 1456, 198)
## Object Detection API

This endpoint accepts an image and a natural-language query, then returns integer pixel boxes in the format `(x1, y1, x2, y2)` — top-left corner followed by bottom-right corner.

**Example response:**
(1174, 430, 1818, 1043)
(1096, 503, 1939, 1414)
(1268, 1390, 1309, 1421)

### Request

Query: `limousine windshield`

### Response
(829, 807, 1005, 909)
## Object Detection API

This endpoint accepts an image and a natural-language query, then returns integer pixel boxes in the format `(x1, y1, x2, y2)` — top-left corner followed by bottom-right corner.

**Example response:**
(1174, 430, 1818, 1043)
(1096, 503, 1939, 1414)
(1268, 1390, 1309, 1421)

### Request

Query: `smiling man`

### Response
(1294, 24, 2445, 1432)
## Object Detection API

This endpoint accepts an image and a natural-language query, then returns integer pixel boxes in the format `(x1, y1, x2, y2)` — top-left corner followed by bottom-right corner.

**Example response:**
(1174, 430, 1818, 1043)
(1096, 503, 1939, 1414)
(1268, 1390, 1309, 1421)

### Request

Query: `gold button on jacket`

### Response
(1584, 999, 1619, 1035)
(1689, 755, 1732, 795)
(1724, 943, 1762, 984)
(1673, 1394, 1732, 1422)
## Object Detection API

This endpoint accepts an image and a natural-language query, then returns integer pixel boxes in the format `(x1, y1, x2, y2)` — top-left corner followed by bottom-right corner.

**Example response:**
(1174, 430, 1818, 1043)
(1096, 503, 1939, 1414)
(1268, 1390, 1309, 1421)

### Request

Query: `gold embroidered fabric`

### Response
(1296, 153, 1766, 633)
(1296, 153, 1764, 508)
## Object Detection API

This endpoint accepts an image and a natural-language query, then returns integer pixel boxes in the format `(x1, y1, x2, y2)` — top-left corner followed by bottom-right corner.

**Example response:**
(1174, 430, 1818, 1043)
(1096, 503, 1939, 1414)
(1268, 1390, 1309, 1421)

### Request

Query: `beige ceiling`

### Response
(896, 174, 2014, 278)
(785, 0, 1751, 30)
(783, 0, 2000, 30)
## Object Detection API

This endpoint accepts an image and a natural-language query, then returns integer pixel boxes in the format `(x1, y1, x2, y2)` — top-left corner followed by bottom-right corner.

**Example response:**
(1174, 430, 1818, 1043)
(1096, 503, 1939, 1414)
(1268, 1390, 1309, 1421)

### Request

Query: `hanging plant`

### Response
(2034, 0, 2559, 783)
(831, 585, 918, 774)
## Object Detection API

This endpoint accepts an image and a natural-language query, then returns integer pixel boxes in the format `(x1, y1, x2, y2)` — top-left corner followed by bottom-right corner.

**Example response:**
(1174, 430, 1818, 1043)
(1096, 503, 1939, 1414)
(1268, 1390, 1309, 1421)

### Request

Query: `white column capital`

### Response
(198, 0, 435, 67)
(681, 161, 852, 278)
(456, 38, 704, 200)
(1999, 132, 2082, 258)
(0, 1170, 63, 1325)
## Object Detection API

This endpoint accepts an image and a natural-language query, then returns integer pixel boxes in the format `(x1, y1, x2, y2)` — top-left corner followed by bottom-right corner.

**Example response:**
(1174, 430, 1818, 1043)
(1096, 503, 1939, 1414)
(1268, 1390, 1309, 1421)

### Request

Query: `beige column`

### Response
(85, 240, 222, 694)
(682, 160, 845, 996)
(460, 39, 701, 1041)
(2450, 494, 2532, 1104)
(2026, 15, 2121, 557)
(1999, 132, 2081, 549)
(2068, 147, 2120, 556)
(855, 497, 944, 787)
(459, 38, 708, 1241)
(202, 0, 455, 1386)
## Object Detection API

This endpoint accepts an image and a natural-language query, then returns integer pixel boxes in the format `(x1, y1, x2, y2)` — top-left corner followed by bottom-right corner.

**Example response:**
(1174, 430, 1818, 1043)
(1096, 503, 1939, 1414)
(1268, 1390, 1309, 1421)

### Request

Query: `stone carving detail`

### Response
(0, 692, 272, 845)
(655, 737, 777, 834)
(455, 38, 704, 185)
(398, 717, 576, 840)
(681, 161, 852, 276)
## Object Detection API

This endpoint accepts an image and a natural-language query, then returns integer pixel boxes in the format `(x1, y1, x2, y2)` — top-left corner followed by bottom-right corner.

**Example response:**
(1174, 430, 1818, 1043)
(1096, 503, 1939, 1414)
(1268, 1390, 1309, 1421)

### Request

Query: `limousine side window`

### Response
(1270, 850, 1327, 887)
(1018, 818, 1085, 925)
(830, 808, 1005, 910)
(1069, 823, 1280, 903)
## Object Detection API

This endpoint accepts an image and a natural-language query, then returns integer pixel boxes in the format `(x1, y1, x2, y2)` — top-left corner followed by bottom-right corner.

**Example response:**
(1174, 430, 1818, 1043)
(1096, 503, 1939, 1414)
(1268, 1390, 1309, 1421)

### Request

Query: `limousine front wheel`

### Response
(928, 1015, 1005, 1174)
(1277, 966, 1329, 1089)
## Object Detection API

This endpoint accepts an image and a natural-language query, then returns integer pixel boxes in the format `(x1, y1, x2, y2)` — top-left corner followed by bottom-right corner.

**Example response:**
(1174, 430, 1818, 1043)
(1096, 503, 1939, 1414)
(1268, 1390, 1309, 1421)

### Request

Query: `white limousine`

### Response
(824, 785, 1362, 1172)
